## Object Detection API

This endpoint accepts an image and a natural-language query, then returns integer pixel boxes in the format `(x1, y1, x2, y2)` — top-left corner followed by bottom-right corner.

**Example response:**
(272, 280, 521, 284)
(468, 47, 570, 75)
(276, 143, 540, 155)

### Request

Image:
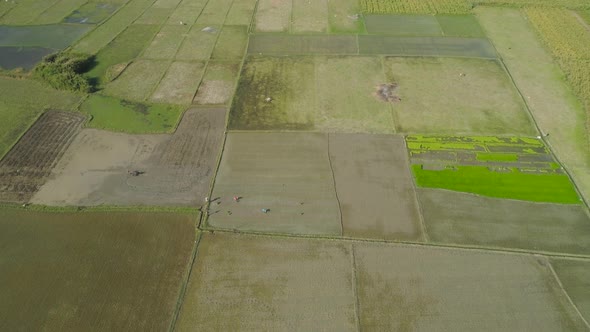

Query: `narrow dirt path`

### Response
(571, 10, 590, 34)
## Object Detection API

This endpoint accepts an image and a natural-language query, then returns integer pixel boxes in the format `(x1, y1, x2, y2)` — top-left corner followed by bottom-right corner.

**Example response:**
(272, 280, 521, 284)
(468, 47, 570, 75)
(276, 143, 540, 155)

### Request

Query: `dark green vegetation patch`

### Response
(34, 52, 93, 92)
(84, 24, 158, 87)
(436, 14, 486, 37)
(364, 14, 443, 35)
(408, 136, 580, 203)
(248, 35, 358, 55)
(358, 36, 497, 58)
(0, 208, 196, 331)
(81, 94, 184, 133)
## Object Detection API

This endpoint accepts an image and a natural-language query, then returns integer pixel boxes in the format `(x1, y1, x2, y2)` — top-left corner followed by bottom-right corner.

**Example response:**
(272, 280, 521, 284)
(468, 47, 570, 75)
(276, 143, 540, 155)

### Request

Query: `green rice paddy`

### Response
(408, 135, 581, 203)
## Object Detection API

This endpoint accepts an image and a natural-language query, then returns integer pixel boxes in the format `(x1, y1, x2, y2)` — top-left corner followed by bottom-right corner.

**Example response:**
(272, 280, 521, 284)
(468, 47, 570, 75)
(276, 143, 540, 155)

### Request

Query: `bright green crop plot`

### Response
(81, 94, 183, 133)
(412, 165, 580, 204)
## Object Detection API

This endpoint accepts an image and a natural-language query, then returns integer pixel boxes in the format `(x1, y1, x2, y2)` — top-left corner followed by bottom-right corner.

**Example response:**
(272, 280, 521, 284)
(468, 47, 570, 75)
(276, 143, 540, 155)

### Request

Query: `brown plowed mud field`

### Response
(418, 189, 590, 255)
(207, 132, 342, 235)
(32, 108, 225, 206)
(329, 134, 423, 241)
(0, 208, 196, 331)
(0, 111, 86, 203)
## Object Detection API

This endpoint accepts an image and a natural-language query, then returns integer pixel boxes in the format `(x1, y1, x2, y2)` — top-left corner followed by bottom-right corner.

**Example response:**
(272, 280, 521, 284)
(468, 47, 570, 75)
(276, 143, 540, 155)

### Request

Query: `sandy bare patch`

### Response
(193, 80, 234, 105)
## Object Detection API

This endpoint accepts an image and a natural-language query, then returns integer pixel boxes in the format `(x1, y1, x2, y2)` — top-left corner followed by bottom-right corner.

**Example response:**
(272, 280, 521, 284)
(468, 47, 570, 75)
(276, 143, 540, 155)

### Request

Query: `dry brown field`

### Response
(32, 108, 225, 206)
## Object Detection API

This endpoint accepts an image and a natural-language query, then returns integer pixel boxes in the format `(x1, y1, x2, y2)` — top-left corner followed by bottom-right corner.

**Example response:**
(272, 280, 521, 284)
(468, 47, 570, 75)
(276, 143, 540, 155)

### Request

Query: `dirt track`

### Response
(32, 108, 225, 206)
(0, 110, 86, 203)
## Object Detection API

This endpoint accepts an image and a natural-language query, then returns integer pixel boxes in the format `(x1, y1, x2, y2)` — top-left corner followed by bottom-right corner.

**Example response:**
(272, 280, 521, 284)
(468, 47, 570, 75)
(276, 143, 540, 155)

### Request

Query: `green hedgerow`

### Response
(33, 52, 93, 93)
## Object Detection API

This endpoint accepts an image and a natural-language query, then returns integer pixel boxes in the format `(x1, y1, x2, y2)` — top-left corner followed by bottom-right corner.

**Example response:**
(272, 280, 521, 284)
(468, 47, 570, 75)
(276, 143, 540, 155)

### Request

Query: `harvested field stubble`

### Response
(551, 259, 590, 322)
(0, 111, 85, 203)
(193, 61, 240, 105)
(355, 244, 588, 330)
(329, 134, 423, 240)
(0, 208, 196, 331)
(208, 132, 342, 235)
(175, 233, 357, 331)
(383, 57, 534, 135)
(419, 188, 590, 254)
(150, 61, 205, 104)
(525, 7, 590, 147)
(292, 0, 329, 33)
(230, 56, 393, 133)
(254, 0, 292, 32)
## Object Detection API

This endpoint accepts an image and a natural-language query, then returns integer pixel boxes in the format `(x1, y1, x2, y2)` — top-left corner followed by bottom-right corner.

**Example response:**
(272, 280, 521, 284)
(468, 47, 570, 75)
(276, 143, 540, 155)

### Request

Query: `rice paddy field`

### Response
(2, 0, 590, 329)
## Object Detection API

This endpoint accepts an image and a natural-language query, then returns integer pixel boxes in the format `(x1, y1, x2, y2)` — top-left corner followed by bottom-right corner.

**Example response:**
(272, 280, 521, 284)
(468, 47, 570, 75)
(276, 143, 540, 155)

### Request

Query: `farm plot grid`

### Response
(177, 232, 588, 331)
(0, 110, 86, 203)
(407, 135, 580, 203)
(207, 132, 423, 241)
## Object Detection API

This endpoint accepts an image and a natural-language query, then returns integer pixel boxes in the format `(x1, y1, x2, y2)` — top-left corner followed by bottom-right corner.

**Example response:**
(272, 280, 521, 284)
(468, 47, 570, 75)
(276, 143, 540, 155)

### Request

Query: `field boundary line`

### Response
(350, 244, 362, 332)
(546, 258, 590, 329)
(326, 133, 345, 236)
(200, 225, 590, 260)
(401, 136, 430, 243)
(169, 229, 202, 332)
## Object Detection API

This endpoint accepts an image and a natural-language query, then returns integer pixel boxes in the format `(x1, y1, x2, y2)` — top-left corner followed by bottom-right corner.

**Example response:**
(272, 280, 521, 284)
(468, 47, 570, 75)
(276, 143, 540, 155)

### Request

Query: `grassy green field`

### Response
(175, 25, 220, 61)
(72, 3, 151, 54)
(210, 25, 248, 60)
(142, 24, 190, 60)
(0, 77, 83, 158)
(85, 24, 159, 87)
(102, 59, 170, 101)
(80, 94, 184, 133)
(413, 165, 579, 203)
(63, 2, 119, 24)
